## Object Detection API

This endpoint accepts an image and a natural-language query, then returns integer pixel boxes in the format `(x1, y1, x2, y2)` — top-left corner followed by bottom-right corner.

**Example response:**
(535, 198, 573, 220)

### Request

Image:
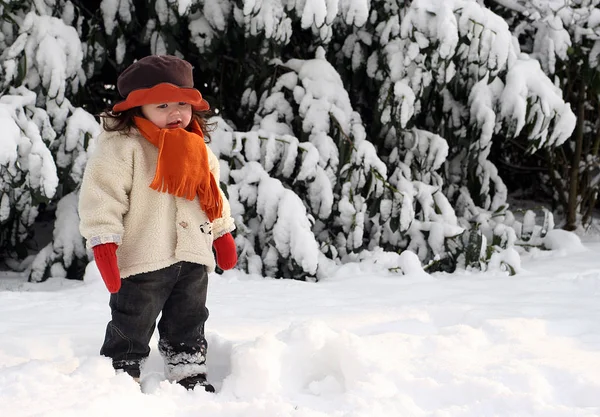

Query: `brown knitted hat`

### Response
(112, 55, 210, 113)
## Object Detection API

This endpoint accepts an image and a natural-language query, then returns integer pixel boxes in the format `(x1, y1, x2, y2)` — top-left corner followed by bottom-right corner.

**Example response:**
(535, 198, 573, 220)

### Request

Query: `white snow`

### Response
(2, 235, 600, 416)
(4, 12, 85, 99)
(229, 161, 321, 276)
(0, 0, 597, 414)
(543, 229, 586, 253)
(0, 89, 59, 200)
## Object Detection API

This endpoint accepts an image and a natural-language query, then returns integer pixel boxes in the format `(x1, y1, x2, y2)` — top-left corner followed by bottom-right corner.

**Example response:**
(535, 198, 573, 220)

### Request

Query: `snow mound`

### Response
(543, 229, 586, 253)
(221, 320, 391, 399)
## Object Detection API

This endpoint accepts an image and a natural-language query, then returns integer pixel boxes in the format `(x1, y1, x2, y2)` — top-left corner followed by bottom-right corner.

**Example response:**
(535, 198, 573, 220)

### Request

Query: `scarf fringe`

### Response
(150, 174, 222, 222)
(150, 175, 198, 200)
(202, 177, 222, 222)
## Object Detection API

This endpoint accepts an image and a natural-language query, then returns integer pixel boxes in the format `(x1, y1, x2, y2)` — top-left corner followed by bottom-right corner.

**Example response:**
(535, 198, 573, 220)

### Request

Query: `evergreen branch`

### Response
(370, 167, 400, 194)
(329, 111, 355, 147)
(497, 158, 548, 172)
(69, 0, 100, 20)
(515, 243, 543, 249)
(242, 133, 309, 149)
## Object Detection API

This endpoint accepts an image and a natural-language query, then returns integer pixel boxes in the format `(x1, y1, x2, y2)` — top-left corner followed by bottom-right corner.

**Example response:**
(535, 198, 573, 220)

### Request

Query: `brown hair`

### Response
(100, 107, 216, 142)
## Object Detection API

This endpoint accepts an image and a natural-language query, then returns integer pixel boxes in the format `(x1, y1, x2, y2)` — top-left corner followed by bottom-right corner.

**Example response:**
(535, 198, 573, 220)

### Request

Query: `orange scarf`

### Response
(134, 116, 223, 222)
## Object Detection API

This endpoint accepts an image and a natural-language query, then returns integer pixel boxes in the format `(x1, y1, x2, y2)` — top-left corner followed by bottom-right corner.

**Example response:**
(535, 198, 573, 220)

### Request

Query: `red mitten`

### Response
(93, 243, 121, 293)
(213, 233, 237, 270)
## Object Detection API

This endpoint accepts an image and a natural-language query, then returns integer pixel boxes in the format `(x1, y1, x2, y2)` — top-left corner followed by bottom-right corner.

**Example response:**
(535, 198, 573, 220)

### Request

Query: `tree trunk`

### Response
(565, 82, 586, 231)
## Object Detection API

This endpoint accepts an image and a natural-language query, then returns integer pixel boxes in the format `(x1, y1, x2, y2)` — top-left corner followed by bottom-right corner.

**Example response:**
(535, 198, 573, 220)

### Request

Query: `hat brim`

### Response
(112, 83, 210, 113)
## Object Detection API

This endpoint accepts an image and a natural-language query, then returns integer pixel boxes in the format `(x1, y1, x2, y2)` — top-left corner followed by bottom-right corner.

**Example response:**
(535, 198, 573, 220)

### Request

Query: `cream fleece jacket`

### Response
(78, 127, 235, 278)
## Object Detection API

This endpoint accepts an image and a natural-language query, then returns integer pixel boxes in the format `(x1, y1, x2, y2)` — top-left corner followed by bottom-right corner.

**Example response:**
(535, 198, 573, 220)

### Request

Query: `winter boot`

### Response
(177, 374, 215, 392)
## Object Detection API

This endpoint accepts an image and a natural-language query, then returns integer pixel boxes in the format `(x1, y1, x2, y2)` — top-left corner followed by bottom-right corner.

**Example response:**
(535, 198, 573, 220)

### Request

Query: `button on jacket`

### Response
(78, 127, 235, 278)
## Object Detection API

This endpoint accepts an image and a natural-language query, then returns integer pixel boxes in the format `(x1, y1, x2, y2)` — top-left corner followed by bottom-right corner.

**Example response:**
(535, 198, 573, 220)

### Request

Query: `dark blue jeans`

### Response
(100, 262, 209, 381)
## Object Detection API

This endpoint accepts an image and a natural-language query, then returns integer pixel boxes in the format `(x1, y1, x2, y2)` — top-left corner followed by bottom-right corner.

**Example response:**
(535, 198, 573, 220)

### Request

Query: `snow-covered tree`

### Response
(0, 2, 99, 281)
(0, 89, 58, 259)
(325, 0, 576, 271)
(0, 0, 582, 282)
(485, 0, 600, 230)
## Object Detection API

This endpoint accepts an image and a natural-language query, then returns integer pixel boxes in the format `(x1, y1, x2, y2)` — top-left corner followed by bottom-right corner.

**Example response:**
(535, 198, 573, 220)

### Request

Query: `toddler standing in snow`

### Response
(78, 55, 237, 392)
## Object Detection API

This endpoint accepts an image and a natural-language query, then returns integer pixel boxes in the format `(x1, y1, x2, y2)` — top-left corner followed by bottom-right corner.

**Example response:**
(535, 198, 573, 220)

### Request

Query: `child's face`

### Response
(140, 102, 193, 129)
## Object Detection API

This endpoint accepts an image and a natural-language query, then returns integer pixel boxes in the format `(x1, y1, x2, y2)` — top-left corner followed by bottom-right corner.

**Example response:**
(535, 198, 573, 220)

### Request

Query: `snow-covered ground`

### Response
(1, 239, 600, 417)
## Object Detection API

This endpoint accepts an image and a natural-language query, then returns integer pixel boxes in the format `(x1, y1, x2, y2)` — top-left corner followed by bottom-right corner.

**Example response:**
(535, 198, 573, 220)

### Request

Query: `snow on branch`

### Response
(1, 12, 85, 103)
(29, 192, 88, 282)
(230, 161, 320, 278)
(0, 88, 58, 256)
(189, 2, 231, 52)
(100, 0, 134, 36)
(234, 0, 368, 45)
(0, 88, 58, 202)
(499, 56, 576, 148)
(377, 0, 576, 150)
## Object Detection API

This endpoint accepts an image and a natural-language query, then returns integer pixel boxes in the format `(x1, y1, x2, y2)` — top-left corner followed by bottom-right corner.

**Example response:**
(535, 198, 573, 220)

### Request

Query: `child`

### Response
(78, 55, 237, 392)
